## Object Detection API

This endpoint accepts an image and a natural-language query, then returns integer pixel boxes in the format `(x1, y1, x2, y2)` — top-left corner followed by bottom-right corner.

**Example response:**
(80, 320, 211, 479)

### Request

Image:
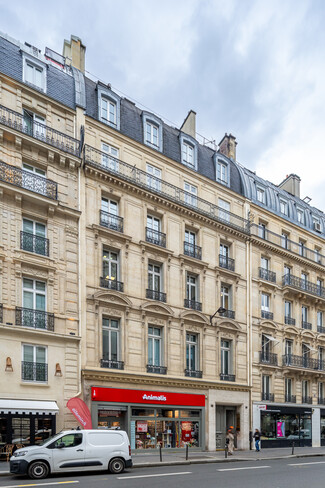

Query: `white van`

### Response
(10, 429, 132, 479)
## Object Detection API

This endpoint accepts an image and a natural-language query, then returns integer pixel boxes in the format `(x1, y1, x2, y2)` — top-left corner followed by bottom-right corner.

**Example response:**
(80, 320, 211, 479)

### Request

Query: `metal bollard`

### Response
(292, 441, 295, 455)
(186, 444, 189, 460)
(225, 443, 228, 458)
(159, 444, 162, 462)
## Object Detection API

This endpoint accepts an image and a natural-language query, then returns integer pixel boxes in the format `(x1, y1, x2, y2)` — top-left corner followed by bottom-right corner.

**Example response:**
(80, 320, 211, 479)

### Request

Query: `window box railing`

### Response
(0, 104, 80, 156)
(184, 242, 202, 260)
(0, 303, 2, 323)
(84, 145, 250, 234)
(0, 161, 58, 200)
(302, 396, 313, 404)
(259, 268, 276, 283)
(100, 210, 124, 233)
(285, 316, 296, 325)
(261, 310, 274, 320)
(100, 359, 124, 370)
(318, 326, 325, 334)
(219, 309, 235, 319)
(100, 277, 124, 292)
(20, 231, 49, 256)
(282, 274, 325, 299)
(185, 369, 202, 378)
(282, 354, 320, 370)
(302, 321, 312, 330)
(220, 373, 235, 382)
(15, 307, 54, 331)
(21, 361, 48, 382)
(262, 393, 274, 401)
(146, 364, 167, 374)
(259, 352, 278, 366)
(219, 255, 235, 271)
(184, 299, 202, 311)
(146, 227, 166, 248)
(146, 289, 167, 302)
(318, 397, 325, 405)
(285, 394, 296, 403)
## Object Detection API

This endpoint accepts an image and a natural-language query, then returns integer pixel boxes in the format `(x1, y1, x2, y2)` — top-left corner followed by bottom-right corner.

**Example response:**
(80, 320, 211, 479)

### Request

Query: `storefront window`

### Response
(261, 412, 311, 441)
(321, 414, 325, 440)
(0, 418, 7, 445)
(135, 419, 156, 448)
(180, 410, 200, 418)
(156, 409, 174, 418)
(12, 417, 31, 445)
(132, 408, 155, 417)
(300, 415, 311, 439)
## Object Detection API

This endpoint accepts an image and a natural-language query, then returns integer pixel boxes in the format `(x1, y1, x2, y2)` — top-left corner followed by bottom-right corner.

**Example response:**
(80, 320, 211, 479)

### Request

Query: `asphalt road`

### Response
(3, 457, 325, 488)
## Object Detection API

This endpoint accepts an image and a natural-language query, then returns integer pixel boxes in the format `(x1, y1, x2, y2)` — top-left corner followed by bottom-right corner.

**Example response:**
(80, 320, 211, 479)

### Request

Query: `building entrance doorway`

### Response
(216, 405, 236, 449)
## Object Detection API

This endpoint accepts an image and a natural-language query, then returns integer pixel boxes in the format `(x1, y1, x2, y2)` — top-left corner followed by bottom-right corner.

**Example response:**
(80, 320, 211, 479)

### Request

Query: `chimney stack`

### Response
(63, 35, 86, 73)
(180, 110, 196, 139)
(278, 174, 301, 198)
(218, 133, 237, 161)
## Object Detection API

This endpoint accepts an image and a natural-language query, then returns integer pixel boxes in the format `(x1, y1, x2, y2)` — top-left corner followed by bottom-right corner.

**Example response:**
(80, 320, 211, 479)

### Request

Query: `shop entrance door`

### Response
(216, 406, 236, 449)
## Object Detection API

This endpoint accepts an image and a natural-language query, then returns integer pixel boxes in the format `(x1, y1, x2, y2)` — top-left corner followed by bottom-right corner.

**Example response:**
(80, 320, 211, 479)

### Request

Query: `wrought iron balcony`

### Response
(259, 352, 278, 366)
(302, 321, 312, 330)
(282, 354, 321, 370)
(220, 373, 235, 382)
(219, 255, 235, 271)
(15, 307, 54, 331)
(84, 145, 250, 234)
(20, 231, 49, 256)
(282, 274, 325, 299)
(185, 369, 202, 378)
(259, 267, 276, 283)
(0, 104, 80, 156)
(302, 396, 313, 404)
(146, 227, 166, 248)
(184, 242, 202, 260)
(100, 210, 124, 233)
(100, 277, 124, 292)
(100, 359, 124, 370)
(318, 325, 325, 334)
(0, 161, 57, 200)
(184, 299, 202, 311)
(285, 394, 296, 403)
(261, 310, 274, 320)
(146, 289, 167, 302)
(318, 397, 325, 405)
(219, 309, 235, 319)
(262, 393, 274, 401)
(146, 364, 167, 374)
(285, 316, 296, 325)
(22, 361, 48, 382)
(0, 303, 2, 323)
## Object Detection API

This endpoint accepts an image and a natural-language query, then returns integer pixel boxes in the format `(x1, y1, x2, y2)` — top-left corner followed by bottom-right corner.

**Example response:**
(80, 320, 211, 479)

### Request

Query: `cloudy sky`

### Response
(2, 0, 325, 211)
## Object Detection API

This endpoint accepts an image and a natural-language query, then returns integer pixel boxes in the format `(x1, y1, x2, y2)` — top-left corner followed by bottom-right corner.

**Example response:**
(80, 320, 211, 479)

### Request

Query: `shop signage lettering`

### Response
(142, 394, 167, 402)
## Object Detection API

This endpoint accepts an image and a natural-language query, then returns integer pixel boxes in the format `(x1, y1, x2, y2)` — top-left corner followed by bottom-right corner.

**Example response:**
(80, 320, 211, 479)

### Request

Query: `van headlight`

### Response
(13, 451, 27, 457)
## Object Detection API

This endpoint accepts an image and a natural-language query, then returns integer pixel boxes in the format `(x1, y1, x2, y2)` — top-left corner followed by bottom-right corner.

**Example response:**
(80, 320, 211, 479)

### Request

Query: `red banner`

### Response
(67, 397, 92, 429)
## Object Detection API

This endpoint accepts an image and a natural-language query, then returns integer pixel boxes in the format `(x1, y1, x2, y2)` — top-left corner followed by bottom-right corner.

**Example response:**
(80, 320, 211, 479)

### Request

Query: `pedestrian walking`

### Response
(226, 427, 235, 455)
(253, 428, 261, 452)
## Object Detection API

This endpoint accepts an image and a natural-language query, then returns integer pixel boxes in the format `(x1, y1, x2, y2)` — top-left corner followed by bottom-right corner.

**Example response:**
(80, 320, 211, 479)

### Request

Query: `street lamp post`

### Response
(210, 307, 227, 325)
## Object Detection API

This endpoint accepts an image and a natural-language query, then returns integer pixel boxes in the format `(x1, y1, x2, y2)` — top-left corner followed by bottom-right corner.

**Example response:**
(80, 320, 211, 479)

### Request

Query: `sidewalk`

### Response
(2, 446, 325, 476)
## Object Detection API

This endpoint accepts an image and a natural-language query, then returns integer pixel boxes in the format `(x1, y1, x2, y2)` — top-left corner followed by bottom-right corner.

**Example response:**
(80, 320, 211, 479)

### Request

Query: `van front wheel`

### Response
(28, 461, 49, 479)
(109, 457, 125, 474)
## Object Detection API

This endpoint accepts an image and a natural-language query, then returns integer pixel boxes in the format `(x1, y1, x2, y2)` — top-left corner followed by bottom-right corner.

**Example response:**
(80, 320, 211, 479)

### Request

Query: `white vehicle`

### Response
(10, 429, 132, 479)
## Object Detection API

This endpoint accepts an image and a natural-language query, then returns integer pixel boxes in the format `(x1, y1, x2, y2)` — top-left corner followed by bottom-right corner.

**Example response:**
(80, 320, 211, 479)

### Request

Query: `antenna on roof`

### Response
(303, 196, 312, 204)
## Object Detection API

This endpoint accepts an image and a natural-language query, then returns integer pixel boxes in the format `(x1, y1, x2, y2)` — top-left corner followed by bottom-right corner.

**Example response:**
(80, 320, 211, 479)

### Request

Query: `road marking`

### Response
(0, 482, 79, 488)
(117, 471, 192, 480)
(218, 466, 270, 472)
(288, 461, 325, 466)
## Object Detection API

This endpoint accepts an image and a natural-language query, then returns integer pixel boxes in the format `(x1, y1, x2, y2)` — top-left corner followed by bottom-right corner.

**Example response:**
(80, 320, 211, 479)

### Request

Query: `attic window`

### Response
(142, 112, 163, 152)
(22, 53, 46, 92)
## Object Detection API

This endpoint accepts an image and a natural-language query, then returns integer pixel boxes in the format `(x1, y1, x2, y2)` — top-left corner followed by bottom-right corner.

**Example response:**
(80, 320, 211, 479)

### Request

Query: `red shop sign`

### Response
(91, 387, 205, 407)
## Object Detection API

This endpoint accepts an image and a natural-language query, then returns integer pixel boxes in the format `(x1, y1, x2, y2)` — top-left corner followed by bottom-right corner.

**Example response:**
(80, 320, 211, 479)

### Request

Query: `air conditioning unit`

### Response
(314, 222, 321, 232)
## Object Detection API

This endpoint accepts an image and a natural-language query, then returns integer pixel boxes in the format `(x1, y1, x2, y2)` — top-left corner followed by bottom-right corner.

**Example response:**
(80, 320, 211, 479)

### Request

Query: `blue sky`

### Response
(1, 0, 325, 211)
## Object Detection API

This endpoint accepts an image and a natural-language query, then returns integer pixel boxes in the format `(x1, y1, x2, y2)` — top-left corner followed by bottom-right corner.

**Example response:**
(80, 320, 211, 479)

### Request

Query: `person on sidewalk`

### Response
(226, 428, 235, 455)
(253, 429, 261, 452)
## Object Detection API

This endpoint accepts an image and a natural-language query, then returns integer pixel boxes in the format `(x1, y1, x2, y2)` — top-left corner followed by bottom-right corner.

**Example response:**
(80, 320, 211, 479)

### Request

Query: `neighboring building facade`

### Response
(0, 32, 324, 450)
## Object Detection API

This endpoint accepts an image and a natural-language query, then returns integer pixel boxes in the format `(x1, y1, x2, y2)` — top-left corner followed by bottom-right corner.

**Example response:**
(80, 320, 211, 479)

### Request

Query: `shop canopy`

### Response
(0, 399, 59, 415)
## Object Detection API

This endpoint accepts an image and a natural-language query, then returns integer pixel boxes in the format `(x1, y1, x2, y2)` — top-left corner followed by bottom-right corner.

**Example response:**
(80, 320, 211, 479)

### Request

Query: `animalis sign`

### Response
(91, 387, 205, 407)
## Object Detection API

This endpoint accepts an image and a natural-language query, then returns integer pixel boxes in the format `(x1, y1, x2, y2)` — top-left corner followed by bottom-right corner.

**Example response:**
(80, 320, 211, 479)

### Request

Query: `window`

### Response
(221, 339, 232, 375)
(319, 348, 324, 369)
(258, 222, 266, 239)
(280, 199, 288, 216)
(218, 198, 230, 223)
(182, 142, 195, 168)
(262, 375, 270, 395)
(221, 285, 231, 310)
(185, 230, 196, 246)
(50, 433, 83, 449)
(261, 293, 270, 311)
(217, 161, 228, 184)
(299, 240, 306, 257)
(146, 163, 161, 191)
(302, 380, 309, 399)
(148, 263, 162, 292)
(184, 182, 197, 207)
(23, 110, 46, 139)
(284, 265, 291, 277)
(262, 334, 271, 358)
(146, 121, 159, 147)
(185, 230, 199, 258)
(297, 208, 304, 224)
(147, 215, 161, 232)
(22, 162, 47, 196)
(302, 343, 310, 367)
(281, 232, 289, 250)
(102, 318, 120, 362)
(23, 54, 46, 91)
(22, 219, 47, 256)
(102, 250, 119, 282)
(317, 278, 323, 294)
(315, 248, 322, 264)
(301, 306, 308, 323)
(97, 85, 120, 129)
(100, 198, 121, 232)
(143, 113, 163, 151)
(101, 197, 118, 216)
(148, 326, 162, 366)
(186, 274, 198, 302)
(301, 273, 308, 290)
(101, 142, 119, 171)
(22, 344, 47, 382)
(285, 301, 292, 318)
(22, 278, 46, 328)
(261, 257, 269, 270)
(257, 188, 265, 203)
(317, 311, 323, 327)
(100, 97, 117, 126)
(285, 378, 292, 398)
(319, 382, 324, 401)
(220, 243, 229, 259)
(285, 339, 293, 356)
(186, 333, 198, 371)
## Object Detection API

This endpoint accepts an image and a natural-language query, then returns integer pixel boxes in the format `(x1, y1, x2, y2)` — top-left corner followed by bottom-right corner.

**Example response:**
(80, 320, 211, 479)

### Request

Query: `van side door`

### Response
(49, 433, 85, 472)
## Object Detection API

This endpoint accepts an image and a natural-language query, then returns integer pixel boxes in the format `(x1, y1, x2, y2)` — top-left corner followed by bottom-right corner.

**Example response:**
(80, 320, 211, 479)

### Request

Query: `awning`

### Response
(263, 334, 279, 345)
(0, 399, 59, 415)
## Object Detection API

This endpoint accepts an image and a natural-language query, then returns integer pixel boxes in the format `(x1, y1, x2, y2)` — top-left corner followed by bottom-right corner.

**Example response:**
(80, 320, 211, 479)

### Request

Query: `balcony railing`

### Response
(220, 373, 235, 382)
(0, 104, 80, 156)
(100, 210, 124, 233)
(0, 161, 57, 200)
(219, 309, 235, 319)
(302, 321, 312, 330)
(0, 303, 2, 323)
(146, 364, 167, 374)
(22, 361, 48, 382)
(84, 145, 250, 234)
(259, 352, 278, 366)
(285, 316, 296, 325)
(318, 326, 325, 334)
(261, 310, 274, 320)
(184, 242, 202, 260)
(285, 394, 296, 403)
(146, 227, 166, 248)
(15, 307, 54, 331)
(100, 359, 124, 370)
(146, 289, 167, 302)
(318, 397, 325, 405)
(282, 354, 321, 370)
(20, 231, 49, 256)
(283, 274, 325, 299)
(219, 255, 235, 271)
(302, 396, 313, 404)
(100, 277, 124, 292)
(185, 369, 202, 378)
(259, 268, 276, 283)
(251, 223, 325, 266)
(262, 393, 274, 401)
(184, 299, 202, 311)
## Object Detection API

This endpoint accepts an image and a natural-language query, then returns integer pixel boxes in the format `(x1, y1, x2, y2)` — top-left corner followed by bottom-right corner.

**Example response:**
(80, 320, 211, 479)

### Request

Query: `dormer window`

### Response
(280, 199, 288, 216)
(97, 84, 120, 130)
(142, 112, 163, 152)
(101, 97, 117, 126)
(22, 53, 46, 92)
(296, 207, 304, 224)
(257, 187, 265, 204)
(182, 142, 194, 168)
(146, 122, 159, 147)
(217, 161, 228, 185)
